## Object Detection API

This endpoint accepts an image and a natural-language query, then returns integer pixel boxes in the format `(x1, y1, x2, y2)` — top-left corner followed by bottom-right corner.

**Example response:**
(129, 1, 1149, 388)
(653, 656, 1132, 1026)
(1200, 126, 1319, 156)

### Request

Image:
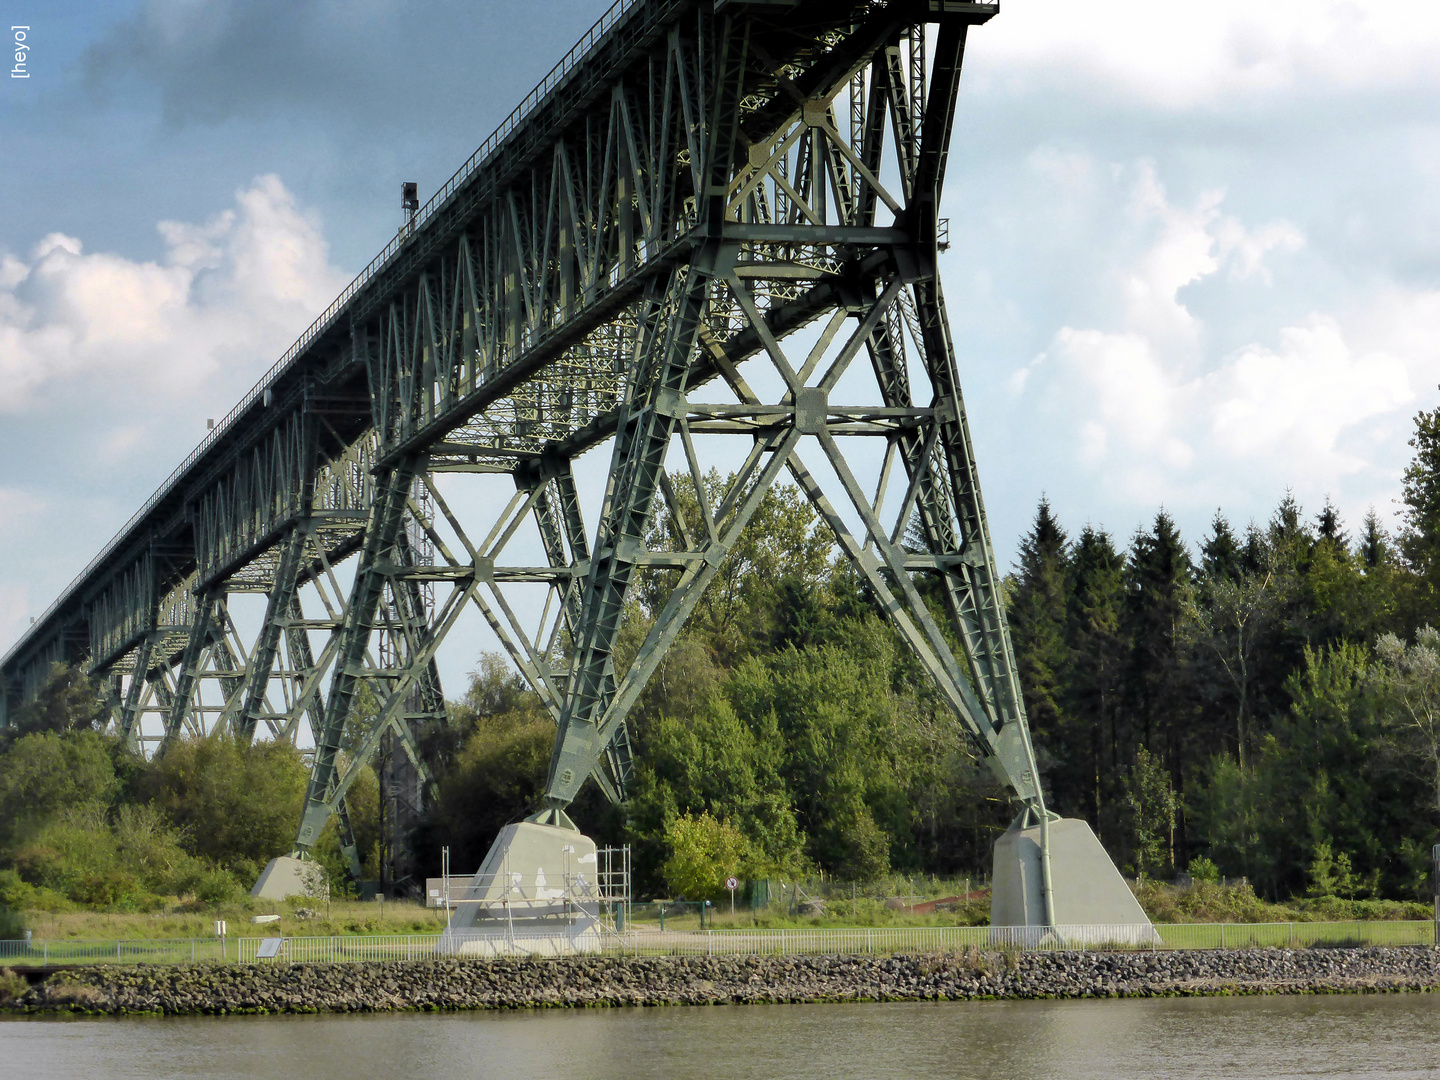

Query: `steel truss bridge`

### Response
(1, 0, 1048, 885)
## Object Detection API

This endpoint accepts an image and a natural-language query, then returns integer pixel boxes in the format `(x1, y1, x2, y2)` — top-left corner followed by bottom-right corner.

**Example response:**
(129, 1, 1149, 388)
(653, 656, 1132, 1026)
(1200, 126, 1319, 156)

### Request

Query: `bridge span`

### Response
(0, 0, 1121, 925)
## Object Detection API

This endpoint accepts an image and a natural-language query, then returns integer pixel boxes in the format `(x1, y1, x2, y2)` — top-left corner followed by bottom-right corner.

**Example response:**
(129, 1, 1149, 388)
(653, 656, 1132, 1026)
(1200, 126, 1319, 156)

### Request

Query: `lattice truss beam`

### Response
(291, 2, 1041, 857)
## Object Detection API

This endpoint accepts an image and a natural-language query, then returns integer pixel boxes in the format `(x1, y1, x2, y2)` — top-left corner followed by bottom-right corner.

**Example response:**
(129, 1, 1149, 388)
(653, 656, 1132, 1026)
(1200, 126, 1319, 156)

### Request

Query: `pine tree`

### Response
(1316, 497, 1348, 548)
(1200, 512, 1242, 583)
(1360, 508, 1392, 569)
(1241, 523, 1268, 576)
(1010, 498, 1072, 786)
(1065, 525, 1126, 830)
(1268, 491, 1315, 580)
(1401, 399, 1440, 618)
(1124, 511, 1194, 862)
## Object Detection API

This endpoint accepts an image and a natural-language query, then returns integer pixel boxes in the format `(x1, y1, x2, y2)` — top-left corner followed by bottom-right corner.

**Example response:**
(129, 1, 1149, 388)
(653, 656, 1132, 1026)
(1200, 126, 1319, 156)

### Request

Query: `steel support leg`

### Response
(295, 459, 420, 849)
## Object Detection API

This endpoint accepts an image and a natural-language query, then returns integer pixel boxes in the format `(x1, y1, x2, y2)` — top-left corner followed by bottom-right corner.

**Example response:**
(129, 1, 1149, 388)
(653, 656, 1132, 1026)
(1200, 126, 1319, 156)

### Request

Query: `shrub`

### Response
(0, 869, 36, 912)
(0, 731, 119, 845)
(70, 869, 143, 909)
(192, 868, 243, 906)
(662, 812, 752, 901)
(1187, 856, 1221, 884)
(0, 904, 24, 940)
(139, 738, 307, 873)
(0, 968, 28, 1003)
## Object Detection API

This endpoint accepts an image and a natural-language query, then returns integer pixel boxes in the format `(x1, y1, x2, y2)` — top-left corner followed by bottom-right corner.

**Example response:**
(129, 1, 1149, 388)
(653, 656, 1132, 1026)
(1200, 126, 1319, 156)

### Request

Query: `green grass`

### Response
(10, 878, 1432, 944)
(14, 896, 450, 941)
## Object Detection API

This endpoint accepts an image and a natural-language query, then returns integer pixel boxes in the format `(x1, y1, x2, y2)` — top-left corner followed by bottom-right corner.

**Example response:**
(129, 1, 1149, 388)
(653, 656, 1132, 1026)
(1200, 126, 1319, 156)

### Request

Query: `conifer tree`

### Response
(1360, 508, 1393, 569)
(1241, 522, 1268, 576)
(1268, 491, 1313, 574)
(1316, 497, 1348, 547)
(1124, 511, 1194, 860)
(1065, 525, 1126, 829)
(1010, 497, 1072, 782)
(1402, 399, 1440, 620)
(1200, 512, 1242, 583)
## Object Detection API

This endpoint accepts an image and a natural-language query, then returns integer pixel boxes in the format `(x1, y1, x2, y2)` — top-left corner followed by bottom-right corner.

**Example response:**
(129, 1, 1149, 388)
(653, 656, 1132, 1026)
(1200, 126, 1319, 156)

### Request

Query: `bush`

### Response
(662, 812, 752, 901)
(9, 804, 192, 910)
(70, 869, 145, 909)
(0, 968, 28, 1003)
(192, 868, 244, 906)
(0, 869, 36, 912)
(1187, 856, 1221, 884)
(0, 731, 119, 845)
(0, 905, 24, 940)
(139, 738, 308, 873)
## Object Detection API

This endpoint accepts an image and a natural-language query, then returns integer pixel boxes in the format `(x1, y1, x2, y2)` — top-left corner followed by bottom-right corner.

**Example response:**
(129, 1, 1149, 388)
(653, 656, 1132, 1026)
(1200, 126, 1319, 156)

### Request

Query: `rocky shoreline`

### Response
(5, 947, 1439, 1016)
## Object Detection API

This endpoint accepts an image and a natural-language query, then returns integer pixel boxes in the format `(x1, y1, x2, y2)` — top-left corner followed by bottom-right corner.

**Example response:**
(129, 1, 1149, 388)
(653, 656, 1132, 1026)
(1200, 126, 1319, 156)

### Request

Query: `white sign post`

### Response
(726, 876, 738, 919)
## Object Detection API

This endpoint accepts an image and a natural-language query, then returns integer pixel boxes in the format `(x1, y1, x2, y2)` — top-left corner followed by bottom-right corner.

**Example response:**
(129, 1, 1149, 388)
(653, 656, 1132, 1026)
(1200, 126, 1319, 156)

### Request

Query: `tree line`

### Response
(1008, 401, 1440, 900)
(6, 397, 1440, 911)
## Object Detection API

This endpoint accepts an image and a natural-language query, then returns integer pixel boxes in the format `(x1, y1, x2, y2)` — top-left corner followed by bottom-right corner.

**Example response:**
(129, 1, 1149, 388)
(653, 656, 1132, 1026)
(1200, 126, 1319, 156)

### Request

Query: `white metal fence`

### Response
(1, 921, 1434, 968)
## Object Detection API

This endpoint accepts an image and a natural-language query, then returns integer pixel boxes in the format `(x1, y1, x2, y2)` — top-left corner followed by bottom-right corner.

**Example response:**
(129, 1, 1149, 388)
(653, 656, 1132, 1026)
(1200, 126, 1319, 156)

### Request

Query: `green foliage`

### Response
(7, 803, 229, 910)
(1123, 746, 1177, 879)
(0, 968, 27, 1002)
(1009, 498, 1071, 766)
(138, 738, 307, 878)
(1401, 399, 1440, 603)
(423, 704, 554, 873)
(661, 812, 752, 900)
(4, 663, 108, 743)
(1186, 856, 1220, 884)
(1369, 627, 1440, 818)
(0, 730, 120, 846)
(1307, 840, 1362, 900)
(641, 471, 834, 663)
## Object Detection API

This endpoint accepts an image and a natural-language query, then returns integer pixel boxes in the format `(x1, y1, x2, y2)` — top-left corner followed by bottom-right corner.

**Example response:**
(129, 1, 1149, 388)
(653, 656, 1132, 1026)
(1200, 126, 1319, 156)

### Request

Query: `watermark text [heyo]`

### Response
(12, 27, 30, 78)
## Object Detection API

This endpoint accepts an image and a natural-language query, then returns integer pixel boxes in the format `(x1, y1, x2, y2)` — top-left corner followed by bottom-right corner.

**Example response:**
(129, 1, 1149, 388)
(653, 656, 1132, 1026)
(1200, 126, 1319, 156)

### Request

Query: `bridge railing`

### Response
(2, 921, 1435, 967)
(0, 0, 649, 674)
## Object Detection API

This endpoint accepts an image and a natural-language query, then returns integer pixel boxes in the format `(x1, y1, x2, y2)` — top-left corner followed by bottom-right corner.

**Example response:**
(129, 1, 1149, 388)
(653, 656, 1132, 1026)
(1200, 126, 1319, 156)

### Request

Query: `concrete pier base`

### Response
(990, 816, 1158, 945)
(251, 856, 326, 901)
(438, 820, 602, 956)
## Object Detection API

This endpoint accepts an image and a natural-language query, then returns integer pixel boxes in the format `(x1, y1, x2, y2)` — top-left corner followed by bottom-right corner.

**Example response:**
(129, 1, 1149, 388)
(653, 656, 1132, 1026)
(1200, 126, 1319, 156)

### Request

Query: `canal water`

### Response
(4, 994, 1439, 1079)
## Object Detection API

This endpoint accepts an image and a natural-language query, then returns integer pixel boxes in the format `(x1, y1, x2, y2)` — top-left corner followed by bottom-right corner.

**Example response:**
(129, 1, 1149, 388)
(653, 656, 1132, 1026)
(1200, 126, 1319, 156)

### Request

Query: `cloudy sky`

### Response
(2, 0, 1438, 679)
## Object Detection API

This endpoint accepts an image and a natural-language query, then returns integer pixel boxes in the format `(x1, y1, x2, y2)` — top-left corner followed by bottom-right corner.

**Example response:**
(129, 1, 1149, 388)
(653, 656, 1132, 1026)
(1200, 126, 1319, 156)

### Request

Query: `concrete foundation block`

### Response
(439, 821, 600, 954)
(991, 816, 1158, 945)
(251, 856, 326, 901)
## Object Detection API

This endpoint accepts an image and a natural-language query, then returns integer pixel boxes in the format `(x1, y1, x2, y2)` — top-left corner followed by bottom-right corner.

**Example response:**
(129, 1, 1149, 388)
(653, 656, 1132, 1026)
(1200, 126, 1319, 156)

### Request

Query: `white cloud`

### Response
(0, 174, 349, 413)
(982, 0, 1440, 107)
(1206, 319, 1411, 467)
(0, 178, 351, 657)
(1025, 162, 1427, 512)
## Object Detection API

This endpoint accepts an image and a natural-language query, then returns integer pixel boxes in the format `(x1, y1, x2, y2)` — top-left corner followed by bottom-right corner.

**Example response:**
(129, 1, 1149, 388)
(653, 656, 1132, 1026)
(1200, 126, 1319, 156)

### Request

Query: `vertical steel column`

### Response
(161, 594, 218, 748)
(234, 525, 309, 744)
(295, 460, 419, 850)
(116, 635, 157, 749)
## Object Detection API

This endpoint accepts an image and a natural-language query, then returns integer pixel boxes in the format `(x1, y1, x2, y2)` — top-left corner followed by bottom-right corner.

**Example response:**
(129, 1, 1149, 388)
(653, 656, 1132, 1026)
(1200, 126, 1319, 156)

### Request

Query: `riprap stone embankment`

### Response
(7, 947, 1440, 1015)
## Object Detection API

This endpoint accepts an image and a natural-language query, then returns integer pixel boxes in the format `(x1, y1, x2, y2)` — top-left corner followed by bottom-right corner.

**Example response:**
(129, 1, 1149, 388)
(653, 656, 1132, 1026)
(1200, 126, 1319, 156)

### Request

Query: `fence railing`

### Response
(2, 921, 1435, 968)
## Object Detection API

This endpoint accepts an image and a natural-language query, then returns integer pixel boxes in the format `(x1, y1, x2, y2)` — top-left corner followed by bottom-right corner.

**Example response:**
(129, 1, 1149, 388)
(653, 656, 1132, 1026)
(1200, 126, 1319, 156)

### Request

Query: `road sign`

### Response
(726, 876, 738, 891)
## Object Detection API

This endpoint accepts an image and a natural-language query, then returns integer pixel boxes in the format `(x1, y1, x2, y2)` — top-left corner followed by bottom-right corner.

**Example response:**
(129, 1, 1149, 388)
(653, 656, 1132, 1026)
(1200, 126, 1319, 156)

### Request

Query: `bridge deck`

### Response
(0, 0, 666, 680)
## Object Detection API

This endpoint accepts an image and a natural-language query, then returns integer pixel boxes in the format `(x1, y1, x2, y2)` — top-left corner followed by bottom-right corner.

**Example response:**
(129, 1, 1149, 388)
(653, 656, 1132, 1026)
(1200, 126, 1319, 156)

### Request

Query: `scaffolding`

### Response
(435, 845, 630, 955)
